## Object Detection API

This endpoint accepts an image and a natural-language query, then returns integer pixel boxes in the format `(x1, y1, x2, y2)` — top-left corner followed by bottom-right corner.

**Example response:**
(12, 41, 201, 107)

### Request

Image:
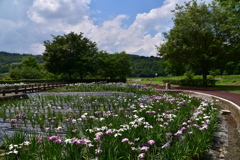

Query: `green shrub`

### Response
(0, 79, 126, 84)
(162, 79, 217, 87)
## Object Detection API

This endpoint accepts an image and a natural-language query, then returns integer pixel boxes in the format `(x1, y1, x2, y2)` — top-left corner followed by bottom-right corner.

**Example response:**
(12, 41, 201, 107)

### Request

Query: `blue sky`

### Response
(89, 0, 164, 25)
(0, 0, 212, 56)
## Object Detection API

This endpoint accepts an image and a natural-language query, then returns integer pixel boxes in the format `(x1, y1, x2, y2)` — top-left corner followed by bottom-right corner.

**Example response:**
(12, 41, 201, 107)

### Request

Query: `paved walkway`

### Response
(171, 86, 240, 106)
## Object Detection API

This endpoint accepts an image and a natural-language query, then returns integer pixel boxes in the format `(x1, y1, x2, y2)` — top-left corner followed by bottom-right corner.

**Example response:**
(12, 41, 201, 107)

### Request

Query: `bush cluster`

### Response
(0, 79, 126, 84)
(162, 79, 218, 87)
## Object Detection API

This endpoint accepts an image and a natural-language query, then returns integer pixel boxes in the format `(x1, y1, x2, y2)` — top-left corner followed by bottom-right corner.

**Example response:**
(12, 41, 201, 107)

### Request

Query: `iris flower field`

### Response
(0, 83, 218, 160)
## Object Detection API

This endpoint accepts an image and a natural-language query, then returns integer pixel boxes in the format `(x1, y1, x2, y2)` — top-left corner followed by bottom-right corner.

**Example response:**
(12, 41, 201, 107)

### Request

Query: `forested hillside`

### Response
(0, 51, 164, 77)
(0, 51, 44, 73)
(129, 55, 165, 77)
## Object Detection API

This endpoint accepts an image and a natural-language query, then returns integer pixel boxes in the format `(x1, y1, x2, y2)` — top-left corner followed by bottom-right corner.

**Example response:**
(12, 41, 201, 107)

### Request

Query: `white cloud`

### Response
(28, 0, 90, 24)
(30, 43, 46, 54)
(0, 0, 213, 56)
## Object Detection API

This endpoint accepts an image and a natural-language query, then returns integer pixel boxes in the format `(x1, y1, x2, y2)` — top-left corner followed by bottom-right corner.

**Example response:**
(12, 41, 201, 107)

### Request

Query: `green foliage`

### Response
(96, 51, 132, 79)
(224, 61, 240, 75)
(209, 69, 221, 79)
(9, 56, 43, 79)
(42, 32, 98, 79)
(43, 32, 132, 80)
(1, 51, 164, 79)
(158, 60, 185, 76)
(0, 51, 44, 74)
(0, 79, 126, 84)
(129, 55, 166, 77)
(216, 0, 240, 36)
(184, 70, 195, 80)
(163, 79, 217, 87)
(9, 68, 22, 79)
(157, 0, 240, 82)
(20, 67, 43, 79)
(22, 56, 40, 69)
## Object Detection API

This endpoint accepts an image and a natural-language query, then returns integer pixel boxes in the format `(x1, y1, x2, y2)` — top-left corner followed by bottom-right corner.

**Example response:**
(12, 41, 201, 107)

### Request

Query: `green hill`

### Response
(129, 55, 166, 77)
(0, 51, 44, 74)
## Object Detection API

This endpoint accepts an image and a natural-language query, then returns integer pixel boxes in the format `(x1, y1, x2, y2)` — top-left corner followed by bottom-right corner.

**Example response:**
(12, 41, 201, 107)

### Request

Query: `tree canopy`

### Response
(42, 32, 98, 79)
(0, 51, 163, 79)
(22, 56, 40, 69)
(156, 0, 240, 85)
(129, 55, 165, 77)
(9, 56, 43, 79)
(42, 32, 132, 80)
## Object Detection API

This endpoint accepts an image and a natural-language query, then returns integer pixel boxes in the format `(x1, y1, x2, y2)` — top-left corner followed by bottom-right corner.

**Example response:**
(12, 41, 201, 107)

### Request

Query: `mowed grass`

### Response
(127, 75, 240, 93)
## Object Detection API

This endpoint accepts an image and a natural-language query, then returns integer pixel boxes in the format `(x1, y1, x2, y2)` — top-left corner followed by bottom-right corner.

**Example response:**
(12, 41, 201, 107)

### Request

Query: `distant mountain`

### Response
(128, 54, 166, 77)
(0, 51, 44, 73)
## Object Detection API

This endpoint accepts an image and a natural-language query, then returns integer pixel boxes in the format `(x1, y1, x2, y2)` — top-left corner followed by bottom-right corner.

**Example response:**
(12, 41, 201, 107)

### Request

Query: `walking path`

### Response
(172, 86, 240, 106)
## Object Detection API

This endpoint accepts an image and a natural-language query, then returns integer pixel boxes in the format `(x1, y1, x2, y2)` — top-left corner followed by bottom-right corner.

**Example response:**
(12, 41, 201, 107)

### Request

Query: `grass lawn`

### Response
(127, 75, 240, 93)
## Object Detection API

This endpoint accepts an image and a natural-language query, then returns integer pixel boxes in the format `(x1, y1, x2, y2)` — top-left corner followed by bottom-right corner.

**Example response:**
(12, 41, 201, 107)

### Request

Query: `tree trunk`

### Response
(79, 73, 84, 80)
(202, 72, 207, 87)
(68, 73, 72, 80)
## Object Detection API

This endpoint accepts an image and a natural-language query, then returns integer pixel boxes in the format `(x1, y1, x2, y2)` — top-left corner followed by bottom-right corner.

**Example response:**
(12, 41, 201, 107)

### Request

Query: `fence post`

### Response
(24, 85, 27, 93)
(165, 83, 172, 90)
(2, 90, 5, 96)
(38, 84, 41, 92)
(15, 86, 19, 94)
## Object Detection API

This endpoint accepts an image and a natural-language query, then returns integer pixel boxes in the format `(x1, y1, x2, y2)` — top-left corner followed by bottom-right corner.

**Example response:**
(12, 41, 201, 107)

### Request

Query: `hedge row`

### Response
(0, 79, 126, 84)
(162, 79, 218, 87)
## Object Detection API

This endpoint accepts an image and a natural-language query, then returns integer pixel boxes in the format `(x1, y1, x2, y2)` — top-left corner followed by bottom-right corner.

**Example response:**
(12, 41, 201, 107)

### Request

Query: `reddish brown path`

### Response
(172, 86, 240, 106)
(143, 84, 240, 106)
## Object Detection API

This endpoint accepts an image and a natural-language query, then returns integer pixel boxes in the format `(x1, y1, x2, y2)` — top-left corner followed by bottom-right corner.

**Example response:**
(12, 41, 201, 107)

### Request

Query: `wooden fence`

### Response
(0, 83, 173, 97)
(0, 83, 68, 97)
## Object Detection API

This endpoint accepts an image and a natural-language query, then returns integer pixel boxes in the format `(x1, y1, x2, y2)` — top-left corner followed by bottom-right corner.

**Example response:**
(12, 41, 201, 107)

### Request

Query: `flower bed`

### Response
(0, 83, 218, 160)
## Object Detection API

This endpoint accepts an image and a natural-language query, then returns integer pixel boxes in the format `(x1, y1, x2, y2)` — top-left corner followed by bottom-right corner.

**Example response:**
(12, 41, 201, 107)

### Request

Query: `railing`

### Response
(0, 83, 69, 96)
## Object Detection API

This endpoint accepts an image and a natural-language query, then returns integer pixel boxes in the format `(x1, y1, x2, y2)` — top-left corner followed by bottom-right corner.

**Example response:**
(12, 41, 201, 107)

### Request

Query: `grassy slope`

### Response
(127, 75, 240, 93)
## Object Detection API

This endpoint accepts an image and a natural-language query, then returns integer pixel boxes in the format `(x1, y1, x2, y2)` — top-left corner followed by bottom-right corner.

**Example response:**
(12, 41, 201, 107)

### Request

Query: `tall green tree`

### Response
(9, 56, 43, 79)
(96, 51, 132, 79)
(215, 0, 240, 73)
(22, 56, 40, 69)
(114, 51, 132, 79)
(42, 32, 98, 79)
(156, 0, 238, 85)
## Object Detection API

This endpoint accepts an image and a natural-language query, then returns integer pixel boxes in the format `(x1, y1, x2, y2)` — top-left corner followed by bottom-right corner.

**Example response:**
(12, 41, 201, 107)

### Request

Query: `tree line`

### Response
(2, 32, 133, 80)
(1, 50, 164, 80)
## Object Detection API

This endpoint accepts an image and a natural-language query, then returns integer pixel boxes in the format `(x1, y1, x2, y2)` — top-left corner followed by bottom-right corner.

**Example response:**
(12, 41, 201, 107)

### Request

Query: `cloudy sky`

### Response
(0, 0, 212, 56)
